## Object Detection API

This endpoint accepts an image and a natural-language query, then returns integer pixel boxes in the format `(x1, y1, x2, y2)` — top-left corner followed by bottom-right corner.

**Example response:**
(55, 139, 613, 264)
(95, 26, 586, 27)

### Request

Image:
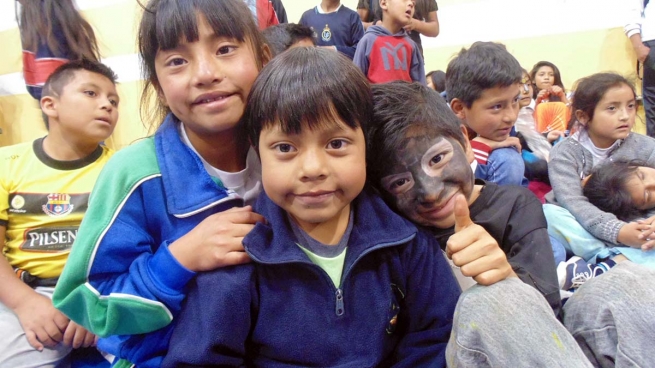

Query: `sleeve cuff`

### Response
(625, 26, 641, 38)
(150, 241, 196, 292)
(470, 140, 491, 165)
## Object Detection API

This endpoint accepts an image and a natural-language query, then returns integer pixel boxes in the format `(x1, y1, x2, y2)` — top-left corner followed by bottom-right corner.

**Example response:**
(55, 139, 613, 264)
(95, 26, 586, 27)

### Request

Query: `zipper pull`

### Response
(335, 288, 344, 316)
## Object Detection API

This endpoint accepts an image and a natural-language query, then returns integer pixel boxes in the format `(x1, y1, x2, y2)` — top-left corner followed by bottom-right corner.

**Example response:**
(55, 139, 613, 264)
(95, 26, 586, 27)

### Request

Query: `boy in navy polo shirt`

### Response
(299, 0, 364, 59)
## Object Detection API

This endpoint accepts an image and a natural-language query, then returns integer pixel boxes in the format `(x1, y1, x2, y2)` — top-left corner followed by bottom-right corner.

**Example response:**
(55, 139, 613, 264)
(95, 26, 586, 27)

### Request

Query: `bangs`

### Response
(153, 0, 249, 50)
(244, 47, 371, 146)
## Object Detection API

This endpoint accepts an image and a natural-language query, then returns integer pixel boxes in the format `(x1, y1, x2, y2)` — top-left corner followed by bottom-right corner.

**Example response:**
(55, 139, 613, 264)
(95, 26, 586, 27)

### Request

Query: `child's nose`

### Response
(193, 54, 223, 86)
(300, 149, 328, 180)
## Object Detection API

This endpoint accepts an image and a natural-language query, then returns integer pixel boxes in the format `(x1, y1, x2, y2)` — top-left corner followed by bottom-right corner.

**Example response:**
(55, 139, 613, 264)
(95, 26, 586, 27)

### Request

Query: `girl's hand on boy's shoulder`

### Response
(169, 206, 266, 272)
(618, 220, 655, 251)
(445, 195, 515, 286)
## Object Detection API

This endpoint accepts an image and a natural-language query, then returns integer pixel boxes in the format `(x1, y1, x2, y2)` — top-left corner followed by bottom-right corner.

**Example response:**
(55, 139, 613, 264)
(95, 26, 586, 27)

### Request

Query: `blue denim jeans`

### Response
(474, 147, 529, 187)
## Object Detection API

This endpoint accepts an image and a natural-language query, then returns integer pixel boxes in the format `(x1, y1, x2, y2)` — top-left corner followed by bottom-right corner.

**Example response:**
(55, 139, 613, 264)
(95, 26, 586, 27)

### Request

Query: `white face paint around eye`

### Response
(380, 135, 475, 229)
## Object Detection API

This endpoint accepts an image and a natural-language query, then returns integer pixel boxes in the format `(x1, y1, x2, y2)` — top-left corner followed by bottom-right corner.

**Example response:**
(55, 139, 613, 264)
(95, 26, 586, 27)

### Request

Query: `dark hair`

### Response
(426, 70, 446, 93)
(262, 23, 315, 57)
(243, 47, 371, 148)
(367, 81, 466, 185)
(18, 0, 100, 62)
(529, 61, 564, 99)
(568, 73, 636, 130)
(137, 0, 269, 128)
(583, 160, 650, 221)
(41, 60, 118, 129)
(445, 42, 522, 107)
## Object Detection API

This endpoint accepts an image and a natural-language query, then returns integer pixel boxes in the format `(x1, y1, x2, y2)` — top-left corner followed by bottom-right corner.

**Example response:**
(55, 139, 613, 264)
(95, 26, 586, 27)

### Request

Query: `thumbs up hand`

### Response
(446, 194, 516, 285)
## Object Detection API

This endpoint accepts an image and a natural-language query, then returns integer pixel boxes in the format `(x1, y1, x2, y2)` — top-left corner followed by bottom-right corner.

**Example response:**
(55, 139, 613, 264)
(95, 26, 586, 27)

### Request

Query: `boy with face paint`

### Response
(367, 81, 561, 315)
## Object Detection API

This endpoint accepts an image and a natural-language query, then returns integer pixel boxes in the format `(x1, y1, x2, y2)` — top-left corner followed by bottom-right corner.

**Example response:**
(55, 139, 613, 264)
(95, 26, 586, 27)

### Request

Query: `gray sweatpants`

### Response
(0, 287, 71, 368)
(447, 261, 654, 367)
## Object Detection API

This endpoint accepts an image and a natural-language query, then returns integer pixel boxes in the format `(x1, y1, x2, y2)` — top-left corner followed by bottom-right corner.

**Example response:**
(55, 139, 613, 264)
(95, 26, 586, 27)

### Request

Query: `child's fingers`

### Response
(221, 251, 251, 267)
(472, 268, 511, 286)
(221, 210, 266, 225)
(453, 195, 473, 233)
(24, 330, 44, 351)
(642, 239, 655, 251)
(449, 236, 497, 268)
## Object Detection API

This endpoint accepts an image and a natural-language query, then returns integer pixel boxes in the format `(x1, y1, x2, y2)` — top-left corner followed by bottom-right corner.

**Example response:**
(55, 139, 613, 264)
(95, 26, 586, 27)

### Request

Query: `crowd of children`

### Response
(2, 0, 655, 367)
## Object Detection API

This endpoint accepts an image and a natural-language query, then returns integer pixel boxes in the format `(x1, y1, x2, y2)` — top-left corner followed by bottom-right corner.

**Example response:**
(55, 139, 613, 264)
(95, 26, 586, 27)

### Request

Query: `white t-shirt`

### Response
(573, 130, 622, 168)
(179, 124, 262, 206)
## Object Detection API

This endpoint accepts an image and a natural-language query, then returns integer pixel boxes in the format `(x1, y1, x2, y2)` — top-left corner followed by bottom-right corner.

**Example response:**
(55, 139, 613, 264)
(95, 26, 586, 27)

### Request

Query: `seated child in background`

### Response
(262, 23, 316, 57)
(0, 60, 118, 367)
(299, 0, 364, 59)
(545, 73, 655, 285)
(353, 0, 426, 84)
(163, 47, 460, 367)
(531, 60, 569, 105)
(446, 41, 528, 187)
(427, 69, 446, 93)
(367, 81, 561, 315)
(531, 61, 570, 134)
(516, 69, 552, 186)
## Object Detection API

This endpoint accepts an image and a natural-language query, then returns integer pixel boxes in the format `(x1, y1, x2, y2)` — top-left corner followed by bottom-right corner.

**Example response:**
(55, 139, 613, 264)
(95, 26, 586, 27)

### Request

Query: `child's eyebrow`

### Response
(80, 82, 120, 100)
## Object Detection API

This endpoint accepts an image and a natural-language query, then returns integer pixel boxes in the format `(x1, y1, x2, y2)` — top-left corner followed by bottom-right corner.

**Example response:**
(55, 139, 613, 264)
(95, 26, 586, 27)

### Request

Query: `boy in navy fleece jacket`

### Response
(163, 47, 460, 368)
(354, 0, 426, 84)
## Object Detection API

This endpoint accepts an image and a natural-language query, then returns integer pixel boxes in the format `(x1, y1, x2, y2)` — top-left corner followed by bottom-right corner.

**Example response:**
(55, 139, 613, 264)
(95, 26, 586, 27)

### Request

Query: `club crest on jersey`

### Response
(322, 24, 332, 42)
(42, 193, 74, 217)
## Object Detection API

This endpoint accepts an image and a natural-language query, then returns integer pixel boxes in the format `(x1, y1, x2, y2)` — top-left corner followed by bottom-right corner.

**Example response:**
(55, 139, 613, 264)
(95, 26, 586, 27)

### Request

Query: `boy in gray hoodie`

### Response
(353, 0, 426, 84)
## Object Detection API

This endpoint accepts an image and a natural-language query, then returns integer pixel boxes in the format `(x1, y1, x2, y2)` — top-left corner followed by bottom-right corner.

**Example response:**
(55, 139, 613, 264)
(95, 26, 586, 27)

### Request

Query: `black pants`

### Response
(643, 40, 655, 137)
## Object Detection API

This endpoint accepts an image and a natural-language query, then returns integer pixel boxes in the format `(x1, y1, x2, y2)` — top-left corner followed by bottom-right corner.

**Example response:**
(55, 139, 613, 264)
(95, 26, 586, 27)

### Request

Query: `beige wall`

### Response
(0, 0, 644, 148)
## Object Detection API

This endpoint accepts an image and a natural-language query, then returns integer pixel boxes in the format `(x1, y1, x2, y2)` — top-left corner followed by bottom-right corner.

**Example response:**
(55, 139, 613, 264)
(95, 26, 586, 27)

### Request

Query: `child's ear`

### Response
(261, 44, 272, 67)
(459, 125, 475, 164)
(380, 0, 388, 10)
(40, 95, 58, 120)
(450, 98, 467, 120)
(575, 110, 589, 126)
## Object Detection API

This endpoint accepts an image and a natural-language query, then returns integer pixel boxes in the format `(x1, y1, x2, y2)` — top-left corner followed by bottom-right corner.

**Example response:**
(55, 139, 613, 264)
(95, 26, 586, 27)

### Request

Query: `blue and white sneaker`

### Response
(557, 256, 615, 291)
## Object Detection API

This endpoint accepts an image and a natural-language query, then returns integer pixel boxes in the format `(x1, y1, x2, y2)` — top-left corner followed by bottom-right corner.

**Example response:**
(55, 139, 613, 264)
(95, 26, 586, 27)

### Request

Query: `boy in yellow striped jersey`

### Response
(0, 60, 118, 367)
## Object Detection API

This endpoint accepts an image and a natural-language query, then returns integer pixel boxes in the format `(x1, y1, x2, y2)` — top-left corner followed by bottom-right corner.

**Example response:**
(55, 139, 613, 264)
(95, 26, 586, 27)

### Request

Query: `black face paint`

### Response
(380, 135, 474, 228)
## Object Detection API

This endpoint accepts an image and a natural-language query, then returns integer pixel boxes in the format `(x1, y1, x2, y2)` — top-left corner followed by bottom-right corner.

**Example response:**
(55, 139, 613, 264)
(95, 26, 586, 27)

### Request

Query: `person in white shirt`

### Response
(626, 0, 655, 136)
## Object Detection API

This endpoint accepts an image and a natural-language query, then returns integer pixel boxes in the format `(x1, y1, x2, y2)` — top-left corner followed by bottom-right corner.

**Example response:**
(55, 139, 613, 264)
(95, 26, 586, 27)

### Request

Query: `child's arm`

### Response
(449, 194, 561, 316)
(352, 35, 370, 77)
(162, 266, 255, 367)
(334, 13, 365, 59)
(0, 228, 69, 350)
(391, 224, 461, 365)
(410, 43, 427, 86)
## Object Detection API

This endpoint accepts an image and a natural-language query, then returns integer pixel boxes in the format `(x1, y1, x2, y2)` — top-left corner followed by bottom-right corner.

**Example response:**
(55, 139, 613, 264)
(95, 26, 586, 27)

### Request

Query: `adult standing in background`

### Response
(271, 0, 288, 23)
(626, 0, 655, 137)
(356, 0, 439, 56)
